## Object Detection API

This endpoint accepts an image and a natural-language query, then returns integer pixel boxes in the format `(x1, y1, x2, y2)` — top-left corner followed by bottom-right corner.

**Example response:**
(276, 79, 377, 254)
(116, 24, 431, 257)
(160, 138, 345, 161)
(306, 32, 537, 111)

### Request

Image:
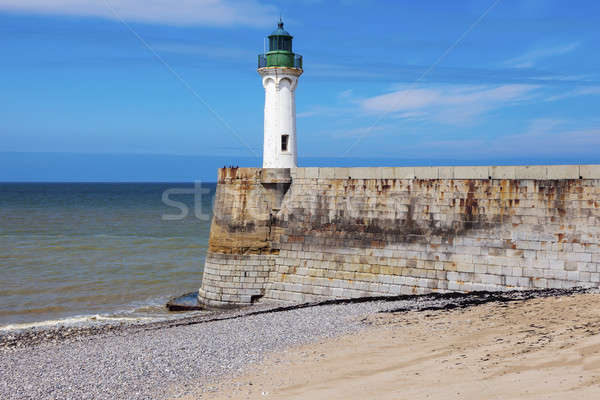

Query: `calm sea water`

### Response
(0, 183, 215, 330)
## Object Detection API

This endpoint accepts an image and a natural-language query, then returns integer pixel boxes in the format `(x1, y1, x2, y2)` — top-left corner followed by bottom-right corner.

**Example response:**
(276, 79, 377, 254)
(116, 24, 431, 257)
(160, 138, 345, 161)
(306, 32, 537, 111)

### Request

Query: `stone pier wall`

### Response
(199, 165, 600, 307)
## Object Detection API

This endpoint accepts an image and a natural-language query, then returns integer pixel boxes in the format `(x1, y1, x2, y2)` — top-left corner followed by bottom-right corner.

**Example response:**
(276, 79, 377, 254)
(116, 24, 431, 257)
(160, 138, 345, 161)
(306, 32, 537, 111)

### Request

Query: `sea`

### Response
(0, 182, 216, 331)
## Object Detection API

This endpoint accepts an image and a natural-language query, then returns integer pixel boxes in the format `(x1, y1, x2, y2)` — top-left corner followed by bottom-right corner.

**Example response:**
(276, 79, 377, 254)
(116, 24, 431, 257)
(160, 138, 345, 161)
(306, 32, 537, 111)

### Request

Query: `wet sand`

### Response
(202, 293, 600, 400)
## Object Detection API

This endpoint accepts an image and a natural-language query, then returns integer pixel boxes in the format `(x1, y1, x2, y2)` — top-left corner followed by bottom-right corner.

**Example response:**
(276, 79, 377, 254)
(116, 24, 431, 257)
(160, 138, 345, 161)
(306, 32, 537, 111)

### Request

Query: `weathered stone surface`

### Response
(489, 166, 516, 179)
(349, 167, 377, 179)
(580, 165, 600, 179)
(515, 165, 546, 179)
(304, 167, 319, 179)
(454, 166, 489, 179)
(208, 170, 271, 254)
(198, 252, 274, 308)
(394, 167, 415, 179)
(318, 167, 335, 179)
(546, 165, 579, 179)
(380, 167, 395, 179)
(438, 167, 454, 179)
(334, 167, 350, 179)
(199, 166, 600, 307)
(260, 168, 292, 183)
(414, 166, 439, 179)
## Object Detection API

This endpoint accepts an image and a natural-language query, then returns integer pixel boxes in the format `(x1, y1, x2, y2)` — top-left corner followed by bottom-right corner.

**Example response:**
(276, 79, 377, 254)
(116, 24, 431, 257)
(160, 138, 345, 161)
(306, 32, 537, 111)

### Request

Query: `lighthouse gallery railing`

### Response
(258, 54, 303, 69)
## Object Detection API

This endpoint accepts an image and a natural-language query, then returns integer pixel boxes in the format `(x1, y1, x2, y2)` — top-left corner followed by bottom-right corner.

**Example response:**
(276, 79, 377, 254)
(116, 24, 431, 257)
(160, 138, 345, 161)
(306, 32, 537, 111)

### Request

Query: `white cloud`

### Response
(361, 84, 538, 125)
(0, 0, 277, 27)
(505, 42, 580, 68)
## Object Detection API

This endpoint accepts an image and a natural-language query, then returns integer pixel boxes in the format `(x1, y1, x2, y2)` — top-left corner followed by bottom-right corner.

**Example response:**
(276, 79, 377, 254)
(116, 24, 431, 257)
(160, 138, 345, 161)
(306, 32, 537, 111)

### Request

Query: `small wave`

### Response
(0, 314, 154, 332)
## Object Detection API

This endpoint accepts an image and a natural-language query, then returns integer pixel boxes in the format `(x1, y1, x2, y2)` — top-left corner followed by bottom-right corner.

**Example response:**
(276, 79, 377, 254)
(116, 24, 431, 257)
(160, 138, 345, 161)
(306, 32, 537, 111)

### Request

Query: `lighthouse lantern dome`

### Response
(268, 20, 293, 52)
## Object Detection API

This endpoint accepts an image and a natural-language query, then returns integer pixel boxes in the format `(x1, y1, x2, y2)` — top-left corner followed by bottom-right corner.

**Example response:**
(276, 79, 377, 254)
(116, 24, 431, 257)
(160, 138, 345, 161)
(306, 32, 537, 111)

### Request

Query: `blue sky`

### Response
(1, 0, 599, 180)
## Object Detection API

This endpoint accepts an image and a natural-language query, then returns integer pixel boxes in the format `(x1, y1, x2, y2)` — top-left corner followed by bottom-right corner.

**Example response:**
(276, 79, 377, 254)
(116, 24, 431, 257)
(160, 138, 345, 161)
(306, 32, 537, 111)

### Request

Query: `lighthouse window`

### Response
(282, 38, 291, 51)
(269, 37, 292, 52)
(281, 135, 289, 152)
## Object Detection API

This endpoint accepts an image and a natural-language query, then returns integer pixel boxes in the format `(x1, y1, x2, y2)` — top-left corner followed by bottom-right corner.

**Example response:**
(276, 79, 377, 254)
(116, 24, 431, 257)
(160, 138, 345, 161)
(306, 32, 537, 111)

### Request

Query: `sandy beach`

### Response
(201, 293, 600, 400)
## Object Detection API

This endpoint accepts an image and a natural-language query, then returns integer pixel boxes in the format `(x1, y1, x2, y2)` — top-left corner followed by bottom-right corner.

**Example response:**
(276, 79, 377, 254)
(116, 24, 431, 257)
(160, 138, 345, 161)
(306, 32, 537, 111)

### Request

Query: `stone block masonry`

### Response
(199, 253, 275, 307)
(198, 165, 600, 307)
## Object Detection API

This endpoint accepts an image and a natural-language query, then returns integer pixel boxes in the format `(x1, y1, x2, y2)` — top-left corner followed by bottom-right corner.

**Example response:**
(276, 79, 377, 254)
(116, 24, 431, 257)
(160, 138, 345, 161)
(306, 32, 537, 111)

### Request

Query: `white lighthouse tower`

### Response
(258, 20, 303, 168)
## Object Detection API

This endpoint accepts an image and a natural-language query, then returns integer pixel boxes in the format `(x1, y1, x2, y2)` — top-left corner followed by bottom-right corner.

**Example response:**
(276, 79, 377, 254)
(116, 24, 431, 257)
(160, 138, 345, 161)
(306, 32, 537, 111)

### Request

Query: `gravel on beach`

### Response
(0, 289, 589, 400)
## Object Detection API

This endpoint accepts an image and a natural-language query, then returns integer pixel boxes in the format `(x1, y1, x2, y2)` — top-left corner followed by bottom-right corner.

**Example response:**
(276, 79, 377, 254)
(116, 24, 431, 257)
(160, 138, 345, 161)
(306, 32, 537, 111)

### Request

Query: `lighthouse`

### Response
(258, 19, 303, 168)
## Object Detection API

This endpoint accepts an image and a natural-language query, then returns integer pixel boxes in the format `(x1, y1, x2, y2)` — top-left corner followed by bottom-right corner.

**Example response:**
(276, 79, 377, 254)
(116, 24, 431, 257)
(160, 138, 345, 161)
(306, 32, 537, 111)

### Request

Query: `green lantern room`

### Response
(258, 19, 303, 70)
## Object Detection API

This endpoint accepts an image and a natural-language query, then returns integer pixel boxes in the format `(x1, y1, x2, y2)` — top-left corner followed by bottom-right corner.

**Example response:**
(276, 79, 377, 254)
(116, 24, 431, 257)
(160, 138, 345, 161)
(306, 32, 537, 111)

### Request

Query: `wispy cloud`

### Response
(361, 84, 539, 125)
(491, 118, 600, 155)
(297, 105, 355, 119)
(530, 74, 593, 83)
(0, 0, 277, 27)
(546, 86, 600, 102)
(308, 63, 385, 79)
(152, 42, 254, 59)
(329, 125, 386, 138)
(297, 108, 324, 118)
(505, 42, 580, 68)
(390, 118, 600, 159)
(338, 89, 353, 99)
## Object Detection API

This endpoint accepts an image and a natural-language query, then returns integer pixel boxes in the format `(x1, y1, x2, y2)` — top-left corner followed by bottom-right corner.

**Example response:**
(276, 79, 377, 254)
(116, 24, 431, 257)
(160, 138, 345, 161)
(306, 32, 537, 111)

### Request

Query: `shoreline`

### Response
(0, 288, 590, 351)
(1, 288, 597, 399)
